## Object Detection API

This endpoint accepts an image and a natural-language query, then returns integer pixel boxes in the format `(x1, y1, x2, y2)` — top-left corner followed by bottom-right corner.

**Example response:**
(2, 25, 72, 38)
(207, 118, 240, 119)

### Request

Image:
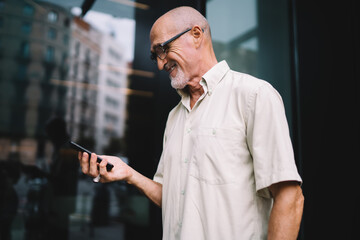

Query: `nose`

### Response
(157, 57, 167, 71)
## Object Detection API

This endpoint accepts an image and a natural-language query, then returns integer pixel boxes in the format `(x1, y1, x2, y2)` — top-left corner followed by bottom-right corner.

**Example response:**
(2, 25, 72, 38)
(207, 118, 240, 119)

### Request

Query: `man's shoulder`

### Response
(225, 70, 270, 95)
(166, 101, 182, 123)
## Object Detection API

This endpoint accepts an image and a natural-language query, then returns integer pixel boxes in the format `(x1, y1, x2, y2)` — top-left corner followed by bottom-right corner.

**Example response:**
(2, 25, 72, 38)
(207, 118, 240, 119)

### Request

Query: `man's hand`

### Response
(78, 152, 162, 207)
(78, 152, 133, 183)
(268, 181, 304, 240)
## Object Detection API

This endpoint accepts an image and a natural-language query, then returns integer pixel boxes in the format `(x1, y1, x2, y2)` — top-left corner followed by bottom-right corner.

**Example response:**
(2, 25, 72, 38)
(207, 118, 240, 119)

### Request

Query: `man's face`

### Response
(150, 22, 194, 89)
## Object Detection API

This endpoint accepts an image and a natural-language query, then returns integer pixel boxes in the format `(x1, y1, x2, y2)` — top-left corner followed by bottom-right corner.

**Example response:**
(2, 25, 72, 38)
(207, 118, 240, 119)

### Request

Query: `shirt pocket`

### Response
(190, 127, 249, 185)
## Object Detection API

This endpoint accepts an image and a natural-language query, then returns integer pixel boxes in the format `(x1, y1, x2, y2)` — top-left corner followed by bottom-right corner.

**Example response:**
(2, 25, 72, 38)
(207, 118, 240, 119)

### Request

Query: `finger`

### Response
(99, 158, 109, 180)
(89, 153, 99, 177)
(80, 152, 89, 174)
(78, 151, 82, 160)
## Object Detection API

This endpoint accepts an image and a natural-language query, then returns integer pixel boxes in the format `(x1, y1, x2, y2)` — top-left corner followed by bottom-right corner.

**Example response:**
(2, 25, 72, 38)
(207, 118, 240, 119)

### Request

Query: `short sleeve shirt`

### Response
(154, 60, 302, 240)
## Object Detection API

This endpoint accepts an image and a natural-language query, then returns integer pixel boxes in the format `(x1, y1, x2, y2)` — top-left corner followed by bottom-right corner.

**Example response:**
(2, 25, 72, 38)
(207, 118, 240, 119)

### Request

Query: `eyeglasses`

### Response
(150, 28, 191, 62)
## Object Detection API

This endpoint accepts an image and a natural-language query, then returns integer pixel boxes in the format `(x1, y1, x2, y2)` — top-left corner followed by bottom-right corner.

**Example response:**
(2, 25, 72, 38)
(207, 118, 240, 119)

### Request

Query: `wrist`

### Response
(125, 167, 136, 185)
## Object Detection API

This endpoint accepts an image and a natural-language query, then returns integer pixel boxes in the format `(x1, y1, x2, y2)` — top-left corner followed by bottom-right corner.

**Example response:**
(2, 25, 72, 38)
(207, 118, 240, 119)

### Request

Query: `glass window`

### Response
(63, 34, 69, 45)
(20, 41, 30, 58)
(21, 21, 31, 34)
(0, 0, 165, 239)
(47, 27, 57, 39)
(17, 63, 27, 80)
(64, 17, 70, 27)
(23, 3, 34, 16)
(47, 10, 58, 22)
(207, 0, 258, 75)
(74, 41, 80, 56)
(45, 45, 54, 62)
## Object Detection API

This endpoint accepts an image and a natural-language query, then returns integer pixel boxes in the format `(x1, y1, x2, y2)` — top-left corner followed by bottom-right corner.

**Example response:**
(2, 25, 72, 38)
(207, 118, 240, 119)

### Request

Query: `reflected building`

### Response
(66, 16, 128, 154)
(0, 0, 71, 165)
(66, 16, 101, 150)
(96, 34, 127, 154)
(212, 40, 257, 77)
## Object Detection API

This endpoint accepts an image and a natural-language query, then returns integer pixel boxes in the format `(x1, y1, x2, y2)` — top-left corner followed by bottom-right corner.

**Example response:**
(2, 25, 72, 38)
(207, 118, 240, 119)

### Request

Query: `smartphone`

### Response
(69, 141, 114, 172)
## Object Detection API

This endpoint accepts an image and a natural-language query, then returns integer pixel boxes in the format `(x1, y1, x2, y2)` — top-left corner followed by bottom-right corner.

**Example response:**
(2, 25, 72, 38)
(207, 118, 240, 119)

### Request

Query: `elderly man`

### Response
(79, 6, 304, 240)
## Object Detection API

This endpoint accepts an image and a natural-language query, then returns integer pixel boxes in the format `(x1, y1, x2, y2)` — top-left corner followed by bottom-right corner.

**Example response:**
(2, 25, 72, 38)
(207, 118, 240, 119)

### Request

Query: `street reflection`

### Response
(0, 0, 148, 239)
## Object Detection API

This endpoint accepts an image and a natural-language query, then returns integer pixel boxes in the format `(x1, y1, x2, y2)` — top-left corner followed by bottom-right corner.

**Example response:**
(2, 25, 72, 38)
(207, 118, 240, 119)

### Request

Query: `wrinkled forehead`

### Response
(150, 16, 177, 51)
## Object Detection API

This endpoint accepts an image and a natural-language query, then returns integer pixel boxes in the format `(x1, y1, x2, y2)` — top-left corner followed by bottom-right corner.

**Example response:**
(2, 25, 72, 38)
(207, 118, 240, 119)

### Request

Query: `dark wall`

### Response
(294, 0, 359, 239)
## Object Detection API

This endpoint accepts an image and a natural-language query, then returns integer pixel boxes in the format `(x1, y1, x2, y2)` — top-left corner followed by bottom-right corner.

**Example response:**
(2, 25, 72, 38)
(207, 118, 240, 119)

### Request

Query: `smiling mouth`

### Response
(165, 62, 177, 73)
(170, 64, 176, 73)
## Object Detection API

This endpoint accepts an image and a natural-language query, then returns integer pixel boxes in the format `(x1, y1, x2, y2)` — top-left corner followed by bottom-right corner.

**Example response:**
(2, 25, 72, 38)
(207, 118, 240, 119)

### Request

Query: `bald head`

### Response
(150, 6, 211, 41)
(149, 6, 218, 88)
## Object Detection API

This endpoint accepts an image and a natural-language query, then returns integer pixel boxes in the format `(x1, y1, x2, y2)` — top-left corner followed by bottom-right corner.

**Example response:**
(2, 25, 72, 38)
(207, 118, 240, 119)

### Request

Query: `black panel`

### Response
(294, 0, 359, 238)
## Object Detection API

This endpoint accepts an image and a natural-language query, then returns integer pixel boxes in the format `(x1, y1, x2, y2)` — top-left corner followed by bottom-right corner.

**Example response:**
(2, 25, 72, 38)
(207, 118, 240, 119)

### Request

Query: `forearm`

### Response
(268, 183, 304, 240)
(127, 168, 162, 207)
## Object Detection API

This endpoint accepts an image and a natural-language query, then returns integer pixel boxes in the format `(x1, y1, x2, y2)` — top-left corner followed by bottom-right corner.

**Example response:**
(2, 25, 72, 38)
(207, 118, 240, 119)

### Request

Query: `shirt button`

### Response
(187, 128, 191, 134)
(184, 158, 188, 163)
(212, 129, 216, 136)
(181, 190, 185, 195)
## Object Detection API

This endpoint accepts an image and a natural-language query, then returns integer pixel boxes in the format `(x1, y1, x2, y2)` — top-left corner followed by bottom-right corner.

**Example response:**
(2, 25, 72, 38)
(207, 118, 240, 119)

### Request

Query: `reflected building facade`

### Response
(0, 0, 72, 165)
(66, 16, 101, 150)
(66, 16, 128, 154)
(96, 33, 127, 154)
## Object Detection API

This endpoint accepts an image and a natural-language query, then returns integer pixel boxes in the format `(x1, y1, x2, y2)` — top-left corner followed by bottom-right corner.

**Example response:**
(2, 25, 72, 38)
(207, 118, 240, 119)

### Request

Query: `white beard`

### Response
(170, 66, 188, 89)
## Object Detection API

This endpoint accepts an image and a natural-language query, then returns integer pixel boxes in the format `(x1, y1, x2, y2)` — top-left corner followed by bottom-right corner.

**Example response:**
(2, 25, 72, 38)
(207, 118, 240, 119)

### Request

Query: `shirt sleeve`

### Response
(153, 125, 167, 184)
(246, 82, 302, 198)
(153, 156, 164, 184)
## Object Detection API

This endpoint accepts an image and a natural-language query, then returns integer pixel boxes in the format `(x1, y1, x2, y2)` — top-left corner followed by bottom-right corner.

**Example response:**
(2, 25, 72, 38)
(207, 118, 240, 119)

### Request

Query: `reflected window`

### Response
(74, 41, 80, 56)
(21, 22, 31, 34)
(17, 63, 27, 80)
(23, 3, 34, 16)
(47, 27, 57, 40)
(73, 62, 78, 77)
(45, 46, 54, 62)
(64, 17, 70, 27)
(47, 10, 58, 22)
(207, 0, 258, 75)
(20, 41, 30, 58)
(63, 34, 69, 45)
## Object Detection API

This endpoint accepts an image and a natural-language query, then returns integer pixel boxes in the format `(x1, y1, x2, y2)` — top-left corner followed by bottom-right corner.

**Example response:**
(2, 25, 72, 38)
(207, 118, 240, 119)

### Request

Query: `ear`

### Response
(191, 25, 203, 48)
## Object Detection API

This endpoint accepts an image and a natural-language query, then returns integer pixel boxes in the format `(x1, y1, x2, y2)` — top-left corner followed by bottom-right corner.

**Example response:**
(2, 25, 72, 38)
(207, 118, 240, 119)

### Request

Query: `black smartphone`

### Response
(69, 141, 114, 172)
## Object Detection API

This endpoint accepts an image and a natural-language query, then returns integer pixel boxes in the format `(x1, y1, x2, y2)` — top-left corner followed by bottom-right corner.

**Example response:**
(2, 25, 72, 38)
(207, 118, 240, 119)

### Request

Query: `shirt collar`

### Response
(202, 60, 230, 95)
(177, 60, 230, 97)
(176, 60, 230, 111)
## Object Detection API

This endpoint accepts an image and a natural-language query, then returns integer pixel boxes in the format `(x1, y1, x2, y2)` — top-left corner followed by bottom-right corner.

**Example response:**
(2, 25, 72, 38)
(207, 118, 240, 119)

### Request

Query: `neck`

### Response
(186, 59, 217, 109)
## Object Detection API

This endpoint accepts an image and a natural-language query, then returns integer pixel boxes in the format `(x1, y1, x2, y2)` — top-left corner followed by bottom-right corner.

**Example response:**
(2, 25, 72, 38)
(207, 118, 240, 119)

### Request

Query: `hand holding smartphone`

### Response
(69, 141, 114, 172)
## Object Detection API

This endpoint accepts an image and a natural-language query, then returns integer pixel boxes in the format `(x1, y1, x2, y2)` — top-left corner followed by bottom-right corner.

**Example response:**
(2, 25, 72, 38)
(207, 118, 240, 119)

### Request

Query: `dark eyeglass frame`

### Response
(150, 28, 191, 62)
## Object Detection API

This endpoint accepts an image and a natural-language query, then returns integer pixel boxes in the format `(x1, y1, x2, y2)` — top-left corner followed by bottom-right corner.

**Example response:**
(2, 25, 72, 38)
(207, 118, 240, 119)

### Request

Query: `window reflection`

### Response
(48, 10, 58, 22)
(207, 0, 258, 75)
(0, 0, 137, 239)
(23, 3, 34, 16)
(21, 22, 32, 34)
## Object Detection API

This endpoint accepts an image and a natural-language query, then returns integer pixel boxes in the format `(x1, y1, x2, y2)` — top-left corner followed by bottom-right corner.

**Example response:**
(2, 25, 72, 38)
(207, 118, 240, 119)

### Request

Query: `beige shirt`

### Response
(154, 60, 302, 240)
